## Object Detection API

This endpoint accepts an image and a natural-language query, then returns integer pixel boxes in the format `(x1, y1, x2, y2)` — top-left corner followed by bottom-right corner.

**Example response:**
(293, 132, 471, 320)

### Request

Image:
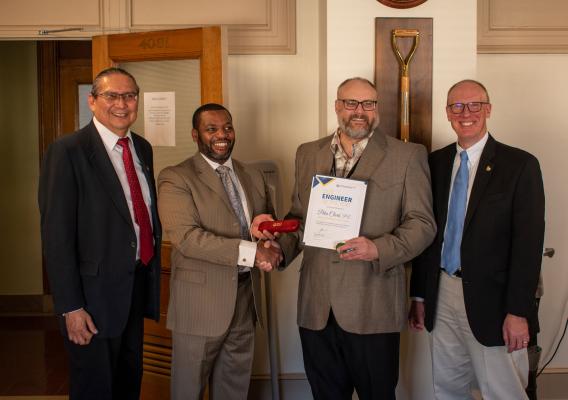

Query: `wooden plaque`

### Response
(375, 17, 433, 151)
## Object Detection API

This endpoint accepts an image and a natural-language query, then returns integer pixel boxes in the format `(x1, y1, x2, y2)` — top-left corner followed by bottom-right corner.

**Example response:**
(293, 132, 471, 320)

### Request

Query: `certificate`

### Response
(303, 175, 367, 250)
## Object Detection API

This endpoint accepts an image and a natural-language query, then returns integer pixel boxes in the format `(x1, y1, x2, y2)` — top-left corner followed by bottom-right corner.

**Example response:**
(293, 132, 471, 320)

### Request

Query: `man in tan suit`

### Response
(158, 103, 281, 400)
(255, 77, 436, 399)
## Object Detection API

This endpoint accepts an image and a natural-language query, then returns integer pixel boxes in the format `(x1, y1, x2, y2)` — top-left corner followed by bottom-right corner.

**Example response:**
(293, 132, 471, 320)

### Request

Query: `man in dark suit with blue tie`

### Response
(409, 79, 545, 399)
(39, 67, 161, 400)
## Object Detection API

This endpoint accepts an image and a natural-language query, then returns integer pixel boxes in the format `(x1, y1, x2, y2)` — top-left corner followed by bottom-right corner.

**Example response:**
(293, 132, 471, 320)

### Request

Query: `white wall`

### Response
(478, 54, 568, 369)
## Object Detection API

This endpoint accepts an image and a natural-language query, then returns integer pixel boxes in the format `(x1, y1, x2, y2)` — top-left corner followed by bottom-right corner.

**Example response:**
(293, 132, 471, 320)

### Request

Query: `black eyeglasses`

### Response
(93, 92, 139, 104)
(337, 99, 378, 111)
(447, 102, 489, 114)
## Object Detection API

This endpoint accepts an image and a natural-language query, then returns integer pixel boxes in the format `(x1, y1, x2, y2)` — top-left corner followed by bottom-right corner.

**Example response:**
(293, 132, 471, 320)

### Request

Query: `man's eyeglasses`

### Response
(94, 92, 139, 104)
(337, 99, 378, 111)
(447, 102, 489, 114)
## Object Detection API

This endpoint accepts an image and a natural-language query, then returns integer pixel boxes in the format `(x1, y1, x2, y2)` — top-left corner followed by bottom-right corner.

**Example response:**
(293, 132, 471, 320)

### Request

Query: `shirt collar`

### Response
(200, 152, 235, 172)
(457, 132, 489, 165)
(330, 129, 373, 157)
(93, 117, 133, 152)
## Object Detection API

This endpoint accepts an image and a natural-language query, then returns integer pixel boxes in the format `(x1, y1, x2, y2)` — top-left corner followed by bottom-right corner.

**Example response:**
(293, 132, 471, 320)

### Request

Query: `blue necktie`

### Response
(442, 150, 469, 275)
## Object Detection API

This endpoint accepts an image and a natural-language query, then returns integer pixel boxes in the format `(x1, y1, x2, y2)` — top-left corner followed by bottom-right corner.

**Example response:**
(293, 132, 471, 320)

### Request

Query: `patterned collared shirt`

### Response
(330, 130, 373, 177)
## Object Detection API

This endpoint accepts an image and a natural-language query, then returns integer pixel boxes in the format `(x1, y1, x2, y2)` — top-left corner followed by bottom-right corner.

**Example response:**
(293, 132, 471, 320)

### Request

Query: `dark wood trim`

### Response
(37, 41, 60, 167)
(37, 41, 60, 295)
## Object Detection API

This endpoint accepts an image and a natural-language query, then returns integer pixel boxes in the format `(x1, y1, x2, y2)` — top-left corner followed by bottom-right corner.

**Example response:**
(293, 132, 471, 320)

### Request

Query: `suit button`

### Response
(130, 241, 136, 248)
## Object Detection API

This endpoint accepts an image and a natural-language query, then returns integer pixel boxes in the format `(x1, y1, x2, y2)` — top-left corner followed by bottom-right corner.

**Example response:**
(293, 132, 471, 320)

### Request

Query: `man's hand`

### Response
(255, 240, 283, 271)
(503, 313, 530, 353)
(250, 214, 278, 240)
(408, 301, 425, 332)
(337, 237, 379, 261)
(65, 309, 98, 345)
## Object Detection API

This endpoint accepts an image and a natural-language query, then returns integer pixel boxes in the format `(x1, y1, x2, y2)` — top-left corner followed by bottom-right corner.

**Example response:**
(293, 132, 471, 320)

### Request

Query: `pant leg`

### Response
(64, 335, 114, 400)
(341, 328, 399, 400)
(434, 273, 529, 400)
(470, 343, 528, 400)
(171, 331, 222, 400)
(113, 265, 147, 400)
(299, 311, 354, 400)
(431, 273, 476, 400)
(209, 277, 256, 400)
(64, 265, 147, 400)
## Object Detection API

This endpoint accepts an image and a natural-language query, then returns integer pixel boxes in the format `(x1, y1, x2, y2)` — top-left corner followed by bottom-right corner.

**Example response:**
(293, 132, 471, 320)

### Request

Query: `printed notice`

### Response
(303, 175, 367, 250)
(144, 92, 175, 146)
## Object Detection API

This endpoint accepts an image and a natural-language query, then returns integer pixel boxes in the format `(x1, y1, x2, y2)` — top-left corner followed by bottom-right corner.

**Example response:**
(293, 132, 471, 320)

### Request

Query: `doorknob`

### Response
(543, 248, 555, 258)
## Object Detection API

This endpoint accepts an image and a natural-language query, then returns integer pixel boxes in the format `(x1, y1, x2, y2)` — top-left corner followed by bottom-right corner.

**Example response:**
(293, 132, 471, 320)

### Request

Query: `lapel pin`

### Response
(485, 165, 492, 172)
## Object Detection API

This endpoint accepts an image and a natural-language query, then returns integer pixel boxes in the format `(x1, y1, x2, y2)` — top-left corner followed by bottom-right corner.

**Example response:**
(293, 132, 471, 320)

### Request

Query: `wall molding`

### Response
(478, 0, 568, 53)
(228, 0, 296, 55)
(127, 0, 296, 55)
(0, 0, 295, 55)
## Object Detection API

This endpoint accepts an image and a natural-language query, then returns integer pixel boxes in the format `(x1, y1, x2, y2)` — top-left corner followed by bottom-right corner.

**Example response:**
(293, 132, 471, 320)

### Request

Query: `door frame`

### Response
(92, 26, 226, 103)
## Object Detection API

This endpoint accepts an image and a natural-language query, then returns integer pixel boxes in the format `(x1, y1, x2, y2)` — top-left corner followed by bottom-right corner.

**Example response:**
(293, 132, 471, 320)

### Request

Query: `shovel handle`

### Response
(392, 29, 420, 38)
(400, 76, 410, 142)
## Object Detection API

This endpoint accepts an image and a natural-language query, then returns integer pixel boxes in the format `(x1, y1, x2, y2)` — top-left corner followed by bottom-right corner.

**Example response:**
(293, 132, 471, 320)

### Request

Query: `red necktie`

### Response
(117, 137, 154, 265)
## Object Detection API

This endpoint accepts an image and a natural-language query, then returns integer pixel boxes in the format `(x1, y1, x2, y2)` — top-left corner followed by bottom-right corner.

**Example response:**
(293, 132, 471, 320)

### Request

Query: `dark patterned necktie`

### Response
(117, 137, 154, 265)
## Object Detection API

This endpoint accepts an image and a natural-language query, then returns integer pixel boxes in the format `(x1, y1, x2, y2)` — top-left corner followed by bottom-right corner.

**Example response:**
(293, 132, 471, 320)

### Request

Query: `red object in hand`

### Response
(258, 219, 300, 233)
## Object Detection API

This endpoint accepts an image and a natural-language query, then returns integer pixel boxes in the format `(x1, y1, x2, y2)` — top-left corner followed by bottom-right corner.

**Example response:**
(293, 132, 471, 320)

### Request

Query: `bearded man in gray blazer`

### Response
(158, 103, 282, 400)
(254, 77, 436, 399)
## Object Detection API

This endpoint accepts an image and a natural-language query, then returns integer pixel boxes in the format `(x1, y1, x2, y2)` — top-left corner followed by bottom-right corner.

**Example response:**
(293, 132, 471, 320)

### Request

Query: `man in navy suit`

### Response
(39, 67, 161, 400)
(409, 79, 545, 399)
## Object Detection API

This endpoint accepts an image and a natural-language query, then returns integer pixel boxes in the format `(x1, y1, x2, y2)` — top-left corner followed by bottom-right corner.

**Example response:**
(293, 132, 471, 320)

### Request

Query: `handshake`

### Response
(251, 214, 298, 272)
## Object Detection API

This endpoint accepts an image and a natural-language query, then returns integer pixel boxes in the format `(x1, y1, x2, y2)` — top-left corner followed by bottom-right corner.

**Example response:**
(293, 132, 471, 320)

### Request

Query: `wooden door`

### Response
(91, 27, 225, 400)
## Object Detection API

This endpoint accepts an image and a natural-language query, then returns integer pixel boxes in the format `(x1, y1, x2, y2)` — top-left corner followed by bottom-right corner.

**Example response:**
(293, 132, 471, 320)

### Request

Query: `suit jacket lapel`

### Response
(83, 122, 134, 230)
(350, 132, 387, 181)
(233, 160, 255, 219)
(193, 153, 234, 213)
(437, 146, 456, 236)
(464, 134, 496, 231)
(315, 137, 334, 176)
